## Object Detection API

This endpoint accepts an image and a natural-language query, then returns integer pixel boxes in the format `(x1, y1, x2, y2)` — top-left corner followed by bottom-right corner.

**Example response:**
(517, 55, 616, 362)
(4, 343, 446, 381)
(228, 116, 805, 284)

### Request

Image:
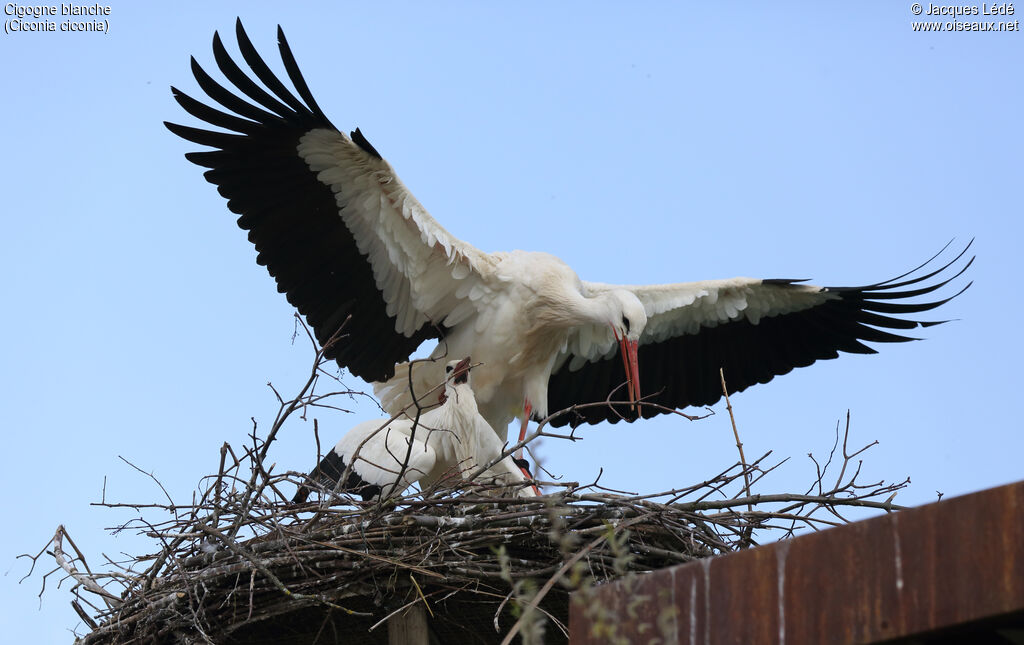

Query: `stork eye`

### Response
(623, 317, 631, 334)
(446, 365, 454, 373)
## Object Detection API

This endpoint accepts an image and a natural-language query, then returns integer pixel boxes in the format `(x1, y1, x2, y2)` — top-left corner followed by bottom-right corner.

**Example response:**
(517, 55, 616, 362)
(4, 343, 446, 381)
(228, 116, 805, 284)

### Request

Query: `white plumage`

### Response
(293, 358, 537, 502)
(168, 21, 973, 440)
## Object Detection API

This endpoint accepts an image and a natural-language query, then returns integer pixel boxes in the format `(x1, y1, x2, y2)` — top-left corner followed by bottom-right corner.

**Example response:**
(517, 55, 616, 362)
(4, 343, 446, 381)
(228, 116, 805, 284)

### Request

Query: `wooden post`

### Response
(388, 604, 430, 645)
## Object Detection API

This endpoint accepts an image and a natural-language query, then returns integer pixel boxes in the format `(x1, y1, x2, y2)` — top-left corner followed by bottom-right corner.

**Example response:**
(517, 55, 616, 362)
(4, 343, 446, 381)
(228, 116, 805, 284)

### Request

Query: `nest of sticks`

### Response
(25, 327, 909, 644)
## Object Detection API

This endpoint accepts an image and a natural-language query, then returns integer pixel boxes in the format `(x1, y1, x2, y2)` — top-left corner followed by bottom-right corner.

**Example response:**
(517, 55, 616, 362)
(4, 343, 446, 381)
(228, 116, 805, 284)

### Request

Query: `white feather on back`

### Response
(334, 418, 438, 490)
(339, 367, 534, 496)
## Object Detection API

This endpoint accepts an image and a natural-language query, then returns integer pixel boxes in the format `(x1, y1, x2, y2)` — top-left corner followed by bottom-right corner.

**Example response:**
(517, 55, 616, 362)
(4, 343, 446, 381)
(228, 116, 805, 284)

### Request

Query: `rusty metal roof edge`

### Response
(570, 480, 1024, 644)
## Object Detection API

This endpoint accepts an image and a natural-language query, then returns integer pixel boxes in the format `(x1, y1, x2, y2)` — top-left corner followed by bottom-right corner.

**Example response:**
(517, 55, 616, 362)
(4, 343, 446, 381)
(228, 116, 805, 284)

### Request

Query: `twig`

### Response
(720, 368, 752, 509)
(51, 526, 122, 609)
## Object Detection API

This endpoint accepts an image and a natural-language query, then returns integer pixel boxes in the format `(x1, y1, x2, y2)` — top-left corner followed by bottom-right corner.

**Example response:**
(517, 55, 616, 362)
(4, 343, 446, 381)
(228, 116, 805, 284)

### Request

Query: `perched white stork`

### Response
(292, 357, 537, 502)
(167, 21, 972, 440)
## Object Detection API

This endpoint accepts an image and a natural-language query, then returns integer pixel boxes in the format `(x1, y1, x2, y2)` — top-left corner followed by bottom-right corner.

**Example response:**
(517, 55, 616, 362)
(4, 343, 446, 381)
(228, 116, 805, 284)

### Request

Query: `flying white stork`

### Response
(292, 357, 538, 502)
(166, 21, 972, 443)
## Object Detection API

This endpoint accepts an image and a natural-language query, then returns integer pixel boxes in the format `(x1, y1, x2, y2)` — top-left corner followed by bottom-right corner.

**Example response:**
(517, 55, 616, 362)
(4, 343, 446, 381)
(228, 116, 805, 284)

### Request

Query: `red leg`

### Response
(516, 399, 541, 494)
(516, 399, 532, 457)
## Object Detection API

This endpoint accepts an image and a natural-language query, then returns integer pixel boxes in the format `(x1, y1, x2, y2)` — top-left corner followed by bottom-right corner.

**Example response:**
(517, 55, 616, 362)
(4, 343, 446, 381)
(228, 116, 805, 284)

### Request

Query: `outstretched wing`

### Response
(547, 242, 974, 426)
(165, 20, 495, 382)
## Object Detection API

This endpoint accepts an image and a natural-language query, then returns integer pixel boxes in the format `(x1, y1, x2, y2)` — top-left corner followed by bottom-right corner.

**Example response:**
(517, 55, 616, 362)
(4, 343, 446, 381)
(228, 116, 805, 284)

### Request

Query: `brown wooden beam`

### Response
(570, 481, 1024, 644)
(388, 604, 429, 645)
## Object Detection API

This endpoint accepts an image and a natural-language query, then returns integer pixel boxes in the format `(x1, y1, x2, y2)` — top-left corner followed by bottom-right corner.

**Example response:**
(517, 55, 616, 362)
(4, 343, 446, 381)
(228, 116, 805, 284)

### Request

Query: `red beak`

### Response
(452, 356, 472, 384)
(615, 332, 641, 415)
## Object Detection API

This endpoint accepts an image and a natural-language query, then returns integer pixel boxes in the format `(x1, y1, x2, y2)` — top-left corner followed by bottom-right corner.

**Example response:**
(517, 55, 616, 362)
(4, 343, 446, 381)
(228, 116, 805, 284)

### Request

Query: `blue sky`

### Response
(2, 3, 1020, 641)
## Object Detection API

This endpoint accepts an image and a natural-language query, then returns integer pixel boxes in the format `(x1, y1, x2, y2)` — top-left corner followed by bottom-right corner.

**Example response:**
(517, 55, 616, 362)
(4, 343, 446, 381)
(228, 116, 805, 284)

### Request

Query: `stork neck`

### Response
(576, 291, 619, 328)
(442, 383, 481, 421)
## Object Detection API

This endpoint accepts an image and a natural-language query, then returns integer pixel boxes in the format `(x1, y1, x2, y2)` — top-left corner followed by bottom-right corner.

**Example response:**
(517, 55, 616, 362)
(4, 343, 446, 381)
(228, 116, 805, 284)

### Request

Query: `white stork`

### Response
(292, 357, 538, 502)
(167, 21, 972, 443)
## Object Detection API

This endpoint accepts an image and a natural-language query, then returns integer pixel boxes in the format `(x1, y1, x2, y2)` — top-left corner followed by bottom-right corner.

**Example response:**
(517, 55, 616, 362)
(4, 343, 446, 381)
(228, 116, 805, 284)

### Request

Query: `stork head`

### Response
(438, 357, 472, 405)
(607, 290, 648, 343)
(438, 357, 474, 406)
(606, 290, 647, 412)
(446, 356, 473, 385)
